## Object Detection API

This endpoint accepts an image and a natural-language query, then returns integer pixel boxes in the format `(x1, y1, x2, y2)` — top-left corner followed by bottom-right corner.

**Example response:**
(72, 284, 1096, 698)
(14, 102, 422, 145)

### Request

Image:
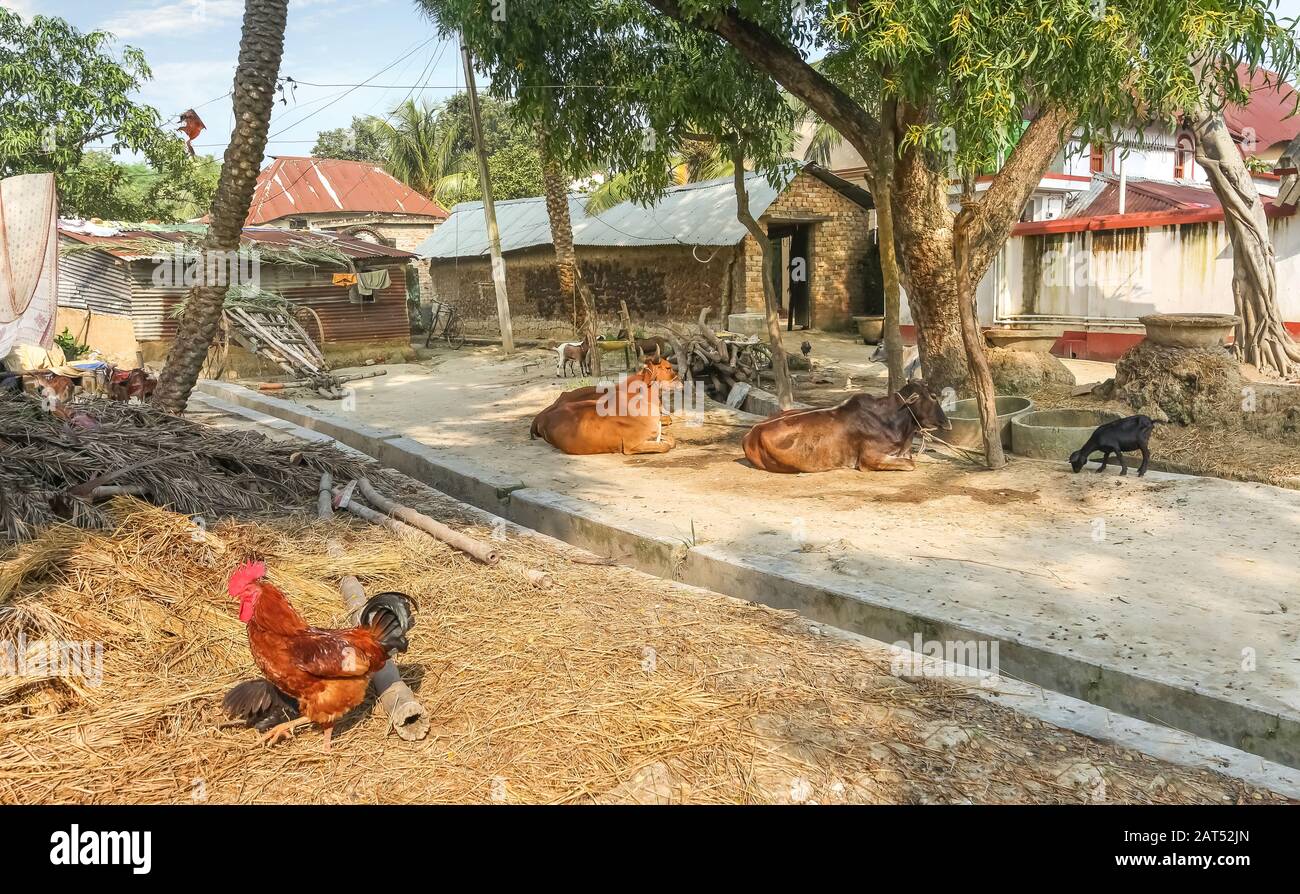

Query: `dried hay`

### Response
(0, 390, 396, 543)
(0, 499, 1283, 805)
(1109, 341, 1241, 424)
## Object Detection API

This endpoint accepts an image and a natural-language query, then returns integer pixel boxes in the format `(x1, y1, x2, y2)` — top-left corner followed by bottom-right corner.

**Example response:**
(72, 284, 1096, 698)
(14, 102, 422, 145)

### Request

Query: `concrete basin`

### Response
(1011, 409, 1121, 460)
(945, 396, 1034, 449)
(984, 327, 1065, 353)
(1139, 313, 1239, 349)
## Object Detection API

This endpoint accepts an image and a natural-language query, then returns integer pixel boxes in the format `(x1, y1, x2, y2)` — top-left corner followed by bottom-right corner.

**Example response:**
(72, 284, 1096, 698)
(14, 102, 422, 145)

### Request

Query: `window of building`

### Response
(1089, 143, 1108, 175)
(1174, 135, 1195, 180)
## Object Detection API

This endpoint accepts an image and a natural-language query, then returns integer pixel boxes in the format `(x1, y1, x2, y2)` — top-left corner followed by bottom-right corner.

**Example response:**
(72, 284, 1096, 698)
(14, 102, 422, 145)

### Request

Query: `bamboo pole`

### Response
(355, 477, 500, 565)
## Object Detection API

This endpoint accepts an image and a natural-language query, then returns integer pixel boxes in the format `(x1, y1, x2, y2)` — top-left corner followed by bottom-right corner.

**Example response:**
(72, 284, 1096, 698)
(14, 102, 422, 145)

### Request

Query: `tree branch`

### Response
(644, 0, 880, 166)
(965, 106, 1076, 281)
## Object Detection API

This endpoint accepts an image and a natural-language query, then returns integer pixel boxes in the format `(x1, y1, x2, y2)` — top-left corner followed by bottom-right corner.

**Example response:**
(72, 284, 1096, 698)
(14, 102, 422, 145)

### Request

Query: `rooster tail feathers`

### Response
(359, 591, 415, 653)
(228, 560, 267, 597)
(222, 679, 299, 731)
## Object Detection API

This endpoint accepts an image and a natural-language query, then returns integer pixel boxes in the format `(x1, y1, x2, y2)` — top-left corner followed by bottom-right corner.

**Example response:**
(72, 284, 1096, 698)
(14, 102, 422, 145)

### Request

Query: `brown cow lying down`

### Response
(530, 355, 679, 438)
(533, 372, 681, 455)
(743, 381, 951, 473)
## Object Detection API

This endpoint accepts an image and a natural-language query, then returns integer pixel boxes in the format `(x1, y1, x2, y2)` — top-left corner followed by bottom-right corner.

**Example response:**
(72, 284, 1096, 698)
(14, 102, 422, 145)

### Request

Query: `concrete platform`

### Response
(194, 361, 1300, 769)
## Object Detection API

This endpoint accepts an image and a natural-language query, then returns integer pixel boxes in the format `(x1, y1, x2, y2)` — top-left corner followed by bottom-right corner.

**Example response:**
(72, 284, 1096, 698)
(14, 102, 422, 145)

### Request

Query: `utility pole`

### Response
(461, 39, 514, 354)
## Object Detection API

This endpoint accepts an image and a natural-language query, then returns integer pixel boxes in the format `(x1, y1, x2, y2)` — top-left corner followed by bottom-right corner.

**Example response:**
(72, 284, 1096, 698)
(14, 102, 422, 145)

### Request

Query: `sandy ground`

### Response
(274, 345, 1300, 736)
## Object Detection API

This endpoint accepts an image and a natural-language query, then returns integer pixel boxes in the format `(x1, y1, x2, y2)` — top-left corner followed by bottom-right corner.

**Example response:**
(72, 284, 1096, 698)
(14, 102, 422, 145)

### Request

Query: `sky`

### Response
(2, 0, 467, 164)
(5, 0, 1300, 168)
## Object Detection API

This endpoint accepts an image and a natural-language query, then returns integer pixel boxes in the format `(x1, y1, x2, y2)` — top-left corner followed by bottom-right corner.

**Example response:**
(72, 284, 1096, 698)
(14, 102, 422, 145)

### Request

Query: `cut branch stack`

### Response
(665, 310, 755, 401)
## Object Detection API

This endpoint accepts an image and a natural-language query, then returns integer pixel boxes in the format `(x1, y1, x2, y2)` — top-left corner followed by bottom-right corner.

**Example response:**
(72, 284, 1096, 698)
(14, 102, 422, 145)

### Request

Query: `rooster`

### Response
(223, 561, 415, 749)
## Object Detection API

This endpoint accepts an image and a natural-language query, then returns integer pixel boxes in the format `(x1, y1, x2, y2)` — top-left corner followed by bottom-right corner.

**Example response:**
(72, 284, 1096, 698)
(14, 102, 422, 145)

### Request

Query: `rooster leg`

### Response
(321, 724, 334, 753)
(259, 717, 311, 747)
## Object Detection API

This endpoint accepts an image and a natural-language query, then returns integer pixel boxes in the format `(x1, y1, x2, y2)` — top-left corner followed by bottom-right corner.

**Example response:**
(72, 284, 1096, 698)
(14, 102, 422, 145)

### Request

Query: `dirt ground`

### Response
(1, 421, 1286, 804)
(264, 344, 1300, 746)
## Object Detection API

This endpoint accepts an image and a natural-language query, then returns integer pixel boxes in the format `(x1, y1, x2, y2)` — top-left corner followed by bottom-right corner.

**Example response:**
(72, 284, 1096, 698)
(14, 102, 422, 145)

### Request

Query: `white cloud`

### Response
(100, 0, 348, 39)
(100, 1, 242, 39)
(0, 0, 40, 20)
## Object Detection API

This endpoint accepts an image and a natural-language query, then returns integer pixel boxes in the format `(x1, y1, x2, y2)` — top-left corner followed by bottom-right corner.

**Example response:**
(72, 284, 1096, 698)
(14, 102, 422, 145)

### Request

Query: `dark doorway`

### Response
(767, 222, 813, 330)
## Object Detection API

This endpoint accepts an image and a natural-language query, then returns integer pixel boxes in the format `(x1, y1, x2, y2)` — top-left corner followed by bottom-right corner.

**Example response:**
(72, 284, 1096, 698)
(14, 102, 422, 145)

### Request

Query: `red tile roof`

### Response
(59, 225, 415, 262)
(245, 157, 447, 225)
(1225, 65, 1300, 153)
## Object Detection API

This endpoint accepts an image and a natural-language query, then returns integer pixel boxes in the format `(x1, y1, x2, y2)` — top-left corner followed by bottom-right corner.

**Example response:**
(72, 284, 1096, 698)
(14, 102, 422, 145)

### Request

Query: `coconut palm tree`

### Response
(538, 131, 600, 375)
(369, 99, 474, 210)
(154, 0, 289, 413)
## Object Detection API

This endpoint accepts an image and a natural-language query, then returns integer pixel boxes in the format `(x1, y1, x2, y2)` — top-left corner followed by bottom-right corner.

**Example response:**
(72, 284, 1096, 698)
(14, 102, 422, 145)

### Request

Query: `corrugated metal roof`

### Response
(417, 168, 799, 260)
(59, 225, 416, 262)
(1063, 176, 1237, 218)
(246, 157, 447, 225)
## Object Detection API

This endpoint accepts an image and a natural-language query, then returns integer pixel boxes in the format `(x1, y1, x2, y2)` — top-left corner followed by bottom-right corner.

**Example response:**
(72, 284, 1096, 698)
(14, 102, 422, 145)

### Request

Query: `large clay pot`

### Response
(983, 327, 1064, 353)
(1139, 313, 1239, 349)
(945, 396, 1034, 449)
(853, 315, 884, 343)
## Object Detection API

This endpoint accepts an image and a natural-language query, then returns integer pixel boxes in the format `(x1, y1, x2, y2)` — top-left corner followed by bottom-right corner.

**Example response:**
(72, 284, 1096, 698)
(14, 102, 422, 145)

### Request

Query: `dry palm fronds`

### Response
(0, 499, 1283, 805)
(0, 391, 397, 544)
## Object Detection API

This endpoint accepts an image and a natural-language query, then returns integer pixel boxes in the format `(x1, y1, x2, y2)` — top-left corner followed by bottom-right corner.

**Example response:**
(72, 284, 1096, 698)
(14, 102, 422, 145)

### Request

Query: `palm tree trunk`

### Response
(538, 130, 600, 376)
(1191, 102, 1300, 378)
(153, 0, 289, 413)
(730, 140, 794, 409)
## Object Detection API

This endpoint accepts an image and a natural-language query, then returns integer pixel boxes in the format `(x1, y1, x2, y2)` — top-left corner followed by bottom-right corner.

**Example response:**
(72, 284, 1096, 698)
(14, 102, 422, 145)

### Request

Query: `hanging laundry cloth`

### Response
(332, 272, 359, 287)
(356, 268, 391, 296)
(0, 173, 58, 358)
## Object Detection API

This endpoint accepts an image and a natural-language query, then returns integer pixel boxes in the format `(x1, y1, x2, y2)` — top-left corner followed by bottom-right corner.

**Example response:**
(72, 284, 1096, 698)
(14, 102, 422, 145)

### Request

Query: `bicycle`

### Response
(422, 300, 466, 349)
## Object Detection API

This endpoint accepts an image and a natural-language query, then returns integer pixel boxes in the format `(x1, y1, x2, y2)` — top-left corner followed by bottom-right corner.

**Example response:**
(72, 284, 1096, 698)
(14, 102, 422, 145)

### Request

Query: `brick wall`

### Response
(427, 170, 872, 337)
(430, 243, 742, 338)
(737, 170, 873, 330)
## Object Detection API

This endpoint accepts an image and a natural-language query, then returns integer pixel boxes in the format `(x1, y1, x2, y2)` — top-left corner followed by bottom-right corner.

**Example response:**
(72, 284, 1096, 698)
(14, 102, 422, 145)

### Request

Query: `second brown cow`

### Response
(743, 381, 951, 473)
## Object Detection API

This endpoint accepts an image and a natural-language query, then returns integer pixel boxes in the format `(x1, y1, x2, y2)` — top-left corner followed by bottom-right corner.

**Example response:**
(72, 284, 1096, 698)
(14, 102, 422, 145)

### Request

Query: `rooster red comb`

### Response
(227, 561, 266, 597)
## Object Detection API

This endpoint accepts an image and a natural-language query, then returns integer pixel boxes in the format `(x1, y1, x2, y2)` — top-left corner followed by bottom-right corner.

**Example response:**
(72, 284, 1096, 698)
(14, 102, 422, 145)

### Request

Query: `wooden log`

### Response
(318, 473, 429, 741)
(355, 478, 500, 565)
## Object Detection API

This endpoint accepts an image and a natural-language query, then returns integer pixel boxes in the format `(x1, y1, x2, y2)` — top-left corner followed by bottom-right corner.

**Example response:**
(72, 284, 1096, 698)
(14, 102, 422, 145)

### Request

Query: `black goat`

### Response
(1069, 414, 1156, 477)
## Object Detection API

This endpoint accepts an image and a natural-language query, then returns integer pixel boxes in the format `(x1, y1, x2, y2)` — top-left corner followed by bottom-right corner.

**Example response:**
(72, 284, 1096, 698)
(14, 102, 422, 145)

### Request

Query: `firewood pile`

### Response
(663, 310, 770, 401)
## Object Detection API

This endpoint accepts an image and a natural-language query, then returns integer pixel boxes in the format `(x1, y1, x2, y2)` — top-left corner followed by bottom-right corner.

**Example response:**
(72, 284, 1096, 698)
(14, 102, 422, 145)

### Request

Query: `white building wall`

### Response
(986, 214, 1300, 325)
(902, 214, 1300, 329)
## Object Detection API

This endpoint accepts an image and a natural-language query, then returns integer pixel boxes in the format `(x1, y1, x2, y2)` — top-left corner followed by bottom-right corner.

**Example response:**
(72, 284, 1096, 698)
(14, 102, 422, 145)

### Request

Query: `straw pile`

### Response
(0, 499, 1284, 804)
(0, 390, 394, 543)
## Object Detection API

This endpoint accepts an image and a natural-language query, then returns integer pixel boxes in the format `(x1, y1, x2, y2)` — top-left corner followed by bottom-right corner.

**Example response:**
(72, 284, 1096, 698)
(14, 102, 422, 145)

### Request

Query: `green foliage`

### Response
(415, 0, 797, 208)
(310, 94, 544, 208)
(54, 327, 90, 360)
(0, 10, 191, 197)
(56, 151, 221, 222)
(312, 116, 387, 163)
(459, 139, 545, 203)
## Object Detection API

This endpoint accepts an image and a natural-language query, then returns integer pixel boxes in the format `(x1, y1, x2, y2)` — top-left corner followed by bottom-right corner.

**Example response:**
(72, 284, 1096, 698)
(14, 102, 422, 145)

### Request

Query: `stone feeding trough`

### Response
(983, 327, 1064, 353)
(944, 396, 1034, 449)
(1138, 313, 1239, 349)
(1011, 409, 1121, 460)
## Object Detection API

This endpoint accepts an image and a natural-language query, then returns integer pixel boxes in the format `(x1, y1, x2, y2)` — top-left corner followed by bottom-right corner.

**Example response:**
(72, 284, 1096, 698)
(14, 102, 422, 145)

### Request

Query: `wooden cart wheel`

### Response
(291, 305, 327, 348)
